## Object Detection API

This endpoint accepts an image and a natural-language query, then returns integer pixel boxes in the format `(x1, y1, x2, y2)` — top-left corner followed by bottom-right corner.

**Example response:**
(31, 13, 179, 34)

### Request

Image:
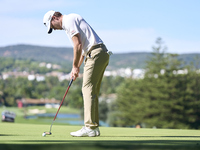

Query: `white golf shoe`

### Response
(70, 127, 100, 137)
(94, 127, 100, 136)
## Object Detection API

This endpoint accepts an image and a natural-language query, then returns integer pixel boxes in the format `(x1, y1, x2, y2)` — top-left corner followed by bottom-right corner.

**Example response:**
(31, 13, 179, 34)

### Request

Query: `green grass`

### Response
(0, 123, 200, 150)
(1, 106, 200, 149)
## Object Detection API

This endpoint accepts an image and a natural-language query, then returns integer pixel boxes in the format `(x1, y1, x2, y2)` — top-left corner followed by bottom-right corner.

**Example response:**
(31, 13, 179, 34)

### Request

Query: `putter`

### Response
(44, 78, 73, 135)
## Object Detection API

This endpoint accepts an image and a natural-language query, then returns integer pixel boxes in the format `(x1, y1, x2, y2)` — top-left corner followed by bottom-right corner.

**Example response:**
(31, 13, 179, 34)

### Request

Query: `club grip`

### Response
(69, 78, 73, 87)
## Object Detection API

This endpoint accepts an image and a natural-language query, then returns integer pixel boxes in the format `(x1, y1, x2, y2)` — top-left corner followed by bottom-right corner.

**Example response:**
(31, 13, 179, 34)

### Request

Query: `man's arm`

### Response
(71, 33, 82, 81)
(78, 55, 84, 68)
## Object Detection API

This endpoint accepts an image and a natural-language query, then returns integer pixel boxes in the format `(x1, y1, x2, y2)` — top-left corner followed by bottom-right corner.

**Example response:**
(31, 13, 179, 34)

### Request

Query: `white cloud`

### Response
(1, 16, 199, 54)
(98, 28, 158, 53)
(98, 29, 200, 54)
(165, 38, 200, 54)
(0, 0, 82, 47)
(0, 16, 71, 47)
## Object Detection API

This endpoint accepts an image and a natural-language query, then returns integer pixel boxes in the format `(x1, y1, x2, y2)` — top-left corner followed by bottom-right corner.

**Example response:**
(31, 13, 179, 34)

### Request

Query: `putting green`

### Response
(0, 123, 200, 150)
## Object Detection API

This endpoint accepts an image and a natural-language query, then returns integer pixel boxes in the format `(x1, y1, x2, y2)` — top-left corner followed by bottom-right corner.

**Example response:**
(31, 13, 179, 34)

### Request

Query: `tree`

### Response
(180, 56, 200, 129)
(113, 37, 200, 129)
(145, 37, 168, 76)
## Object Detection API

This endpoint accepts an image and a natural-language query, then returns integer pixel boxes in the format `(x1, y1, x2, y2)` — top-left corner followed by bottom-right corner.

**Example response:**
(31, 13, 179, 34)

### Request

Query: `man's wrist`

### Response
(73, 66, 79, 69)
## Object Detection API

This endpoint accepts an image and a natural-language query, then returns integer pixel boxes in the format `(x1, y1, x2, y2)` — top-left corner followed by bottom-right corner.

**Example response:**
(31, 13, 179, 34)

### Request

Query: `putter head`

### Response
(44, 132, 52, 135)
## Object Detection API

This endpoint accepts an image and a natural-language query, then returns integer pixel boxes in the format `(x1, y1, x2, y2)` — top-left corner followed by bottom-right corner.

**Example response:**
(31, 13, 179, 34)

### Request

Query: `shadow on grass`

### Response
(0, 134, 19, 136)
(0, 140, 200, 150)
(101, 136, 200, 138)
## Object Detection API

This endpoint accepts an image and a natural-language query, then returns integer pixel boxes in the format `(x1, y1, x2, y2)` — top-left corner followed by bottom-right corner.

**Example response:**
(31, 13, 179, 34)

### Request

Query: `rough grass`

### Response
(0, 123, 200, 150)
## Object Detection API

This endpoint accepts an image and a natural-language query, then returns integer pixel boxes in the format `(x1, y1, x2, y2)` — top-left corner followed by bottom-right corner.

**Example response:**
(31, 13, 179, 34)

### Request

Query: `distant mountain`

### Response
(0, 44, 73, 65)
(0, 44, 200, 70)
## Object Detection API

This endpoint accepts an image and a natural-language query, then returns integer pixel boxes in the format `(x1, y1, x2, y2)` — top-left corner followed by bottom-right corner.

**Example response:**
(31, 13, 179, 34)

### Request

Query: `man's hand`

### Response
(71, 67, 80, 81)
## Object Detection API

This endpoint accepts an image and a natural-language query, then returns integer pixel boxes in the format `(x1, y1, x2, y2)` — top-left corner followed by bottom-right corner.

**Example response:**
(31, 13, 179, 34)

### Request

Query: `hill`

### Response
(0, 44, 73, 66)
(0, 44, 200, 70)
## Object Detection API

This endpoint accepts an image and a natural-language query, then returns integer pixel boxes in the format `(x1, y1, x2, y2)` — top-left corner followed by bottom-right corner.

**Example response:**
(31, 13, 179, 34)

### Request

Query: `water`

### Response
(37, 113, 80, 119)
(25, 113, 109, 127)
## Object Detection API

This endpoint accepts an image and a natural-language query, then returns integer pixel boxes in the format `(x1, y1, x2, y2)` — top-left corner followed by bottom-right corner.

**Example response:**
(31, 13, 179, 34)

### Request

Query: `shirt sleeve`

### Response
(68, 17, 80, 38)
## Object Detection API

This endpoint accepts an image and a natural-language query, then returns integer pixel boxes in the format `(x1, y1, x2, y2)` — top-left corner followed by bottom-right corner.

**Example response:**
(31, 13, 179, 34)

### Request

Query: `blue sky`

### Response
(0, 0, 200, 54)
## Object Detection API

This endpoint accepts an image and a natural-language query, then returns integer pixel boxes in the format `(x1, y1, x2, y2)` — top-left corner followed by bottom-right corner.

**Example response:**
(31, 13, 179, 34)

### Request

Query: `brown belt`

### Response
(87, 44, 107, 56)
(90, 43, 105, 50)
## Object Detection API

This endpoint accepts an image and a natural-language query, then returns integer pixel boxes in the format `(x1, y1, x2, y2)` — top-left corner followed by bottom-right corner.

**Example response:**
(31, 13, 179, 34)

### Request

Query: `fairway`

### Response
(0, 123, 200, 150)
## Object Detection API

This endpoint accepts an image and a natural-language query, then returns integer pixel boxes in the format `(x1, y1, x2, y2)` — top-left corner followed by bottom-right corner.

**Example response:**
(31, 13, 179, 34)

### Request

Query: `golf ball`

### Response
(42, 132, 46, 137)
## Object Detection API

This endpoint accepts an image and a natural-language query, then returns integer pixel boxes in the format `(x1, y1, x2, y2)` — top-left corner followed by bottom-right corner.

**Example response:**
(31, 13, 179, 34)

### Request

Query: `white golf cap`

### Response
(43, 10, 55, 34)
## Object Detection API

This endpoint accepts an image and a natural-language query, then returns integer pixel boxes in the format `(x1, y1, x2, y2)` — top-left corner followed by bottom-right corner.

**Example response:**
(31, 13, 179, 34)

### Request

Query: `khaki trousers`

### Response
(82, 44, 109, 129)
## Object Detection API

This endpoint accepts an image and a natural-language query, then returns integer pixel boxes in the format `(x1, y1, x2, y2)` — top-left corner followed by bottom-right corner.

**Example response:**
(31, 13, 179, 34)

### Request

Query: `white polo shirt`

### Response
(62, 13, 103, 56)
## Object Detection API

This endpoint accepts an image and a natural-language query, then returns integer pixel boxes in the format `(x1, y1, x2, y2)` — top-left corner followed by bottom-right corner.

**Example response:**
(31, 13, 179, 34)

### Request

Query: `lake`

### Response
(25, 113, 109, 127)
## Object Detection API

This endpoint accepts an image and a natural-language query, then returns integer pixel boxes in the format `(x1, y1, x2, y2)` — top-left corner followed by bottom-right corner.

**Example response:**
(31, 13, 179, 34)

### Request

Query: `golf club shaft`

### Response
(53, 78, 73, 121)
(49, 78, 73, 132)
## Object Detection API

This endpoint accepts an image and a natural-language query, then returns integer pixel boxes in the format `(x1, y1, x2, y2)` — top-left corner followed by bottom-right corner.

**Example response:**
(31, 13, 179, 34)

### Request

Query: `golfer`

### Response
(43, 11, 111, 137)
